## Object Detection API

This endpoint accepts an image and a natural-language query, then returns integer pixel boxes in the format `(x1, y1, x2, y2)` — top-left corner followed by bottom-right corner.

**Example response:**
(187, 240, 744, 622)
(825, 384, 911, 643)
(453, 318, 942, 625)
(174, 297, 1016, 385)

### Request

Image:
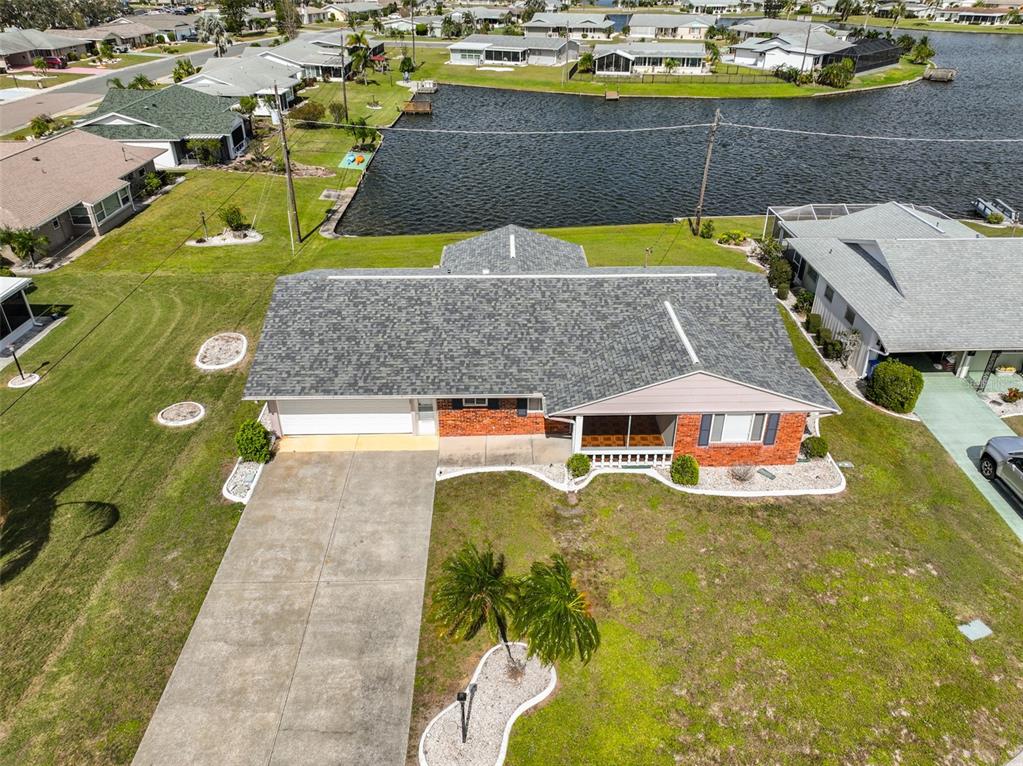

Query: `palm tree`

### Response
(461, 10, 476, 34)
(577, 51, 594, 73)
(0, 227, 49, 268)
(514, 554, 599, 666)
(129, 73, 156, 89)
(346, 29, 370, 48)
(783, 0, 797, 18)
(107, 77, 126, 89)
(890, 0, 907, 30)
(429, 542, 519, 663)
(862, 0, 878, 27)
(372, 16, 385, 33)
(349, 46, 371, 84)
(196, 15, 229, 56)
(664, 57, 680, 74)
(835, 0, 856, 21)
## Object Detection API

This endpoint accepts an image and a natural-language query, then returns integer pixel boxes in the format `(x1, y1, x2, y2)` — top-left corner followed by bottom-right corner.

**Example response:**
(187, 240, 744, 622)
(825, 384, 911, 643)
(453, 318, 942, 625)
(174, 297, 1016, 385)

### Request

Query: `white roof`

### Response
(0, 276, 32, 302)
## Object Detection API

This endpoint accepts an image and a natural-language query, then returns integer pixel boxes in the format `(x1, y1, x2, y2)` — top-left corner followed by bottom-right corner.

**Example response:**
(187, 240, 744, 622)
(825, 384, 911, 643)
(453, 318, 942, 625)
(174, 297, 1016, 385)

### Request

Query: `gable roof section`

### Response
(732, 31, 851, 55)
(523, 13, 613, 28)
(180, 55, 302, 97)
(595, 41, 707, 59)
(628, 13, 714, 28)
(791, 237, 1023, 352)
(78, 85, 241, 140)
(450, 34, 571, 52)
(0, 28, 89, 54)
(244, 265, 837, 414)
(780, 201, 982, 240)
(440, 225, 587, 273)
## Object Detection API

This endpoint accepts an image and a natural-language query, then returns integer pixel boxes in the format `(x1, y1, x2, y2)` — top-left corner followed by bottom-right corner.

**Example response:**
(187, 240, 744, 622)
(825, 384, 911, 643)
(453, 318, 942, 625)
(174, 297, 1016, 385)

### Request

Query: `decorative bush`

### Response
(236, 419, 272, 463)
(142, 171, 164, 196)
(986, 212, 1004, 225)
(288, 101, 326, 125)
(185, 138, 223, 166)
(822, 337, 844, 360)
(816, 326, 833, 345)
(717, 229, 746, 245)
(699, 220, 715, 239)
(767, 256, 792, 291)
(805, 313, 822, 335)
(865, 359, 924, 414)
(1003, 387, 1022, 404)
(218, 205, 248, 232)
(670, 454, 699, 486)
(776, 283, 789, 300)
(800, 435, 829, 459)
(795, 289, 814, 315)
(729, 464, 755, 482)
(566, 453, 591, 478)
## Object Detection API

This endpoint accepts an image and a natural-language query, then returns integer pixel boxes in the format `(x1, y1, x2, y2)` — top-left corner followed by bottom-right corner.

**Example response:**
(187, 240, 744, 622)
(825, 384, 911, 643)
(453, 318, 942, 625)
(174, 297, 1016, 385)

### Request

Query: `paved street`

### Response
(132, 450, 438, 766)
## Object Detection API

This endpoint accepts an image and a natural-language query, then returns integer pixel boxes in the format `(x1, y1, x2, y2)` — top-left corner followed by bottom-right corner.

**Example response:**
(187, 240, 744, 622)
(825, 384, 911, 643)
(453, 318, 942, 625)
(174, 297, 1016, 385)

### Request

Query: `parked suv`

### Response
(979, 436, 1023, 503)
(42, 56, 67, 69)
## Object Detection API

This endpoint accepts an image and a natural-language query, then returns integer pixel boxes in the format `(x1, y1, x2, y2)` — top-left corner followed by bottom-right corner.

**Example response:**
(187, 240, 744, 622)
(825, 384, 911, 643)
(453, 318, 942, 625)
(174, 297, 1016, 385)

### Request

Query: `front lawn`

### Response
(411, 315, 1023, 763)
(0, 71, 89, 89)
(79, 53, 159, 70)
(139, 42, 212, 54)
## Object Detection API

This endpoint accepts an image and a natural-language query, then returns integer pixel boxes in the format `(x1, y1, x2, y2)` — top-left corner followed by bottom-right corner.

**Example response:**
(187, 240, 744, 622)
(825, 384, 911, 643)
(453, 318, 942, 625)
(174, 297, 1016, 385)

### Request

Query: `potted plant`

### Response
(995, 365, 1018, 377)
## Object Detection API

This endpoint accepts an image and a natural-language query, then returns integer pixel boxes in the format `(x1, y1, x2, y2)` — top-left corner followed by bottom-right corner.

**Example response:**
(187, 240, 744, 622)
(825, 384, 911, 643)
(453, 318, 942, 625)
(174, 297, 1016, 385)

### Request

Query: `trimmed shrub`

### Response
(805, 313, 822, 335)
(767, 256, 792, 291)
(288, 101, 326, 125)
(776, 283, 789, 300)
(670, 454, 699, 486)
(986, 211, 1004, 225)
(142, 171, 164, 196)
(699, 220, 715, 239)
(717, 229, 746, 245)
(800, 435, 828, 459)
(729, 464, 755, 482)
(566, 453, 591, 478)
(794, 289, 814, 315)
(219, 205, 248, 232)
(236, 419, 272, 463)
(865, 359, 924, 414)
(822, 337, 844, 360)
(816, 326, 833, 345)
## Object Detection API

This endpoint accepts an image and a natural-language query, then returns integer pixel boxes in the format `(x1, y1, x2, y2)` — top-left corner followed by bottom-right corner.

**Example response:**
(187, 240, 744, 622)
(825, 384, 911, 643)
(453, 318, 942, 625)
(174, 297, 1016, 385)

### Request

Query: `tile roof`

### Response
(0, 129, 161, 229)
(790, 238, 1023, 352)
(244, 232, 837, 413)
(440, 225, 587, 273)
(78, 85, 242, 141)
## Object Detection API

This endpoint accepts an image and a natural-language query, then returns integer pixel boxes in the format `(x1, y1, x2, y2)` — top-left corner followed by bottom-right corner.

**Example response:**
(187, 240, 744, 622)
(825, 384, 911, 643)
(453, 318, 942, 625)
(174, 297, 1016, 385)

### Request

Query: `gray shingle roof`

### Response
(244, 259, 836, 414)
(594, 41, 707, 59)
(440, 225, 587, 273)
(451, 34, 571, 52)
(180, 55, 302, 97)
(523, 13, 613, 28)
(790, 238, 1023, 353)
(0, 28, 89, 55)
(627, 13, 715, 28)
(780, 201, 982, 241)
(732, 31, 851, 55)
(79, 85, 242, 141)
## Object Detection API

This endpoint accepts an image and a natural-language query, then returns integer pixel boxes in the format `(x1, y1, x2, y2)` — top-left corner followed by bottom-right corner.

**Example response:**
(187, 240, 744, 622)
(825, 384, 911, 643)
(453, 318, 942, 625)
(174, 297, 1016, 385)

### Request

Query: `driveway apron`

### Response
(913, 373, 1023, 542)
(132, 450, 438, 765)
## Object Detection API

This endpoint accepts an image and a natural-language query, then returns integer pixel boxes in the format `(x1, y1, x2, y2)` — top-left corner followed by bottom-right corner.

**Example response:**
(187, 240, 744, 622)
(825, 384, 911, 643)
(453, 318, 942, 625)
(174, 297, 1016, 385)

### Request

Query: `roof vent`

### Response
(482, 268, 490, 274)
(509, 233, 516, 259)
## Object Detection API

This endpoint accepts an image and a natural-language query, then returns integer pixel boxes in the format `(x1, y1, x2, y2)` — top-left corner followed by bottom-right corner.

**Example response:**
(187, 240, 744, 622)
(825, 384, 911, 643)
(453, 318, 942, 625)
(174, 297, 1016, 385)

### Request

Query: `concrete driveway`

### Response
(914, 373, 1023, 542)
(132, 450, 437, 766)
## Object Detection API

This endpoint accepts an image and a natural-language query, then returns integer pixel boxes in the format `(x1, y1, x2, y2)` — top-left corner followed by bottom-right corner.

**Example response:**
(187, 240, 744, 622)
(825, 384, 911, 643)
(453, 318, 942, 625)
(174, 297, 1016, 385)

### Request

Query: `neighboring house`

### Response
(323, 2, 384, 22)
(0, 277, 35, 347)
(0, 130, 161, 260)
(684, 0, 749, 14)
(728, 18, 849, 40)
(626, 13, 715, 39)
(0, 28, 91, 69)
(810, 0, 839, 14)
(447, 34, 579, 65)
(728, 31, 852, 71)
(244, 225, 838, 468)
(383, 15, 446, 35)
(46, 21, 156, 49)
(593, 41, 707, 74)
(179, 55, 302, 115)
(244, 36, 385, 80)
(297, 4, 331, 24)
(522, 13, 614, 39)
(462, 8, 518, 26)
(769, 201, 1023, 390)
(820, 36, 902, 72)
(931, 5, 1016, 23)
(128, 13, 199, 41)
(77, 85, 250, 168)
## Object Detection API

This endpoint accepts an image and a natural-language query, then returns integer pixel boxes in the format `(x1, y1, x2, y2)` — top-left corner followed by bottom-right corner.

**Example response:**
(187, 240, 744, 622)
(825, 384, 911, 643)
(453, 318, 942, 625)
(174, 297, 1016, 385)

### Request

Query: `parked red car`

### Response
(42, 56, 67, 69)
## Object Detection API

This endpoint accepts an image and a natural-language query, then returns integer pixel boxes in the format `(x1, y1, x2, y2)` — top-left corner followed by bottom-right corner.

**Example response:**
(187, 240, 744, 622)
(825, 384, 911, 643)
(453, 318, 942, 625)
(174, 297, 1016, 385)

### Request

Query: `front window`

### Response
(710, 413, 766, 443)
(91, 188, 129, 223)
(844, 306, 856, 325)
(824, 285, 835, 302)
(69, 204, 91, 226)
(527, 397, 543, 412)
(462, 398, 488, 407)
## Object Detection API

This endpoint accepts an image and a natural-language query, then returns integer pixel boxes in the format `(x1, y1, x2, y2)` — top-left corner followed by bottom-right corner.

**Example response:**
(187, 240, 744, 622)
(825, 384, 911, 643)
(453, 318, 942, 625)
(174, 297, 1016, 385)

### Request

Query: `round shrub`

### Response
(794, 289, 814, 315)
(670, 454, 699, 486)
(805, 313, 822, 336)
(236, 419, 272, 463)
(566, 453, 591, 478)
(776, 283, 789, 300)
(865, 359, 924, 414)
(800, 435, 828, 459)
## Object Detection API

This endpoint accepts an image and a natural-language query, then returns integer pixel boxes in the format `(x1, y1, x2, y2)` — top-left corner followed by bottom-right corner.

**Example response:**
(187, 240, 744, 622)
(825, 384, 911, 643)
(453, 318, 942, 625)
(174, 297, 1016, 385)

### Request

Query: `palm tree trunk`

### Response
(497, 617, 515, 663)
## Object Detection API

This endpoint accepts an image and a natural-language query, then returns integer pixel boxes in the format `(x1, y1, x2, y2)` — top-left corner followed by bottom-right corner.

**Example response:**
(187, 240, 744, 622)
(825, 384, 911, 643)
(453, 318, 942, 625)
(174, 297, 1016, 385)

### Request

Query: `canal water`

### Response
(339, 31, 1023, 235)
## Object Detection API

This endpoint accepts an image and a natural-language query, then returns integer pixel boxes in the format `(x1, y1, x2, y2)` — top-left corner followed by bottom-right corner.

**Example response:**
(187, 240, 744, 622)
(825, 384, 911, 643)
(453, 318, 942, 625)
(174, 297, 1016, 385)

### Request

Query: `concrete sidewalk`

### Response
(914, 373, 1023, 542)
(132, 450, 438, 765)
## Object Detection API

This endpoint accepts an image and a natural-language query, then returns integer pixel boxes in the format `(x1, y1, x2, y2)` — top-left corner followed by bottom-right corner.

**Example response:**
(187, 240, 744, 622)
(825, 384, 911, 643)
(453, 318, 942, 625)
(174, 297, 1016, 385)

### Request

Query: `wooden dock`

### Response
(604, 90, 619, 101)
(402, 100, 433, 114)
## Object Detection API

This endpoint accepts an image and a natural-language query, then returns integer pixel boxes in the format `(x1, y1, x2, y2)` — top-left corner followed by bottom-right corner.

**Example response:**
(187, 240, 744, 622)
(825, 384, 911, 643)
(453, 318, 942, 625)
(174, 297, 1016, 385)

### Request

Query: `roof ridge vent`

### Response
(509, 233, 516, 259)
(663, 300, 700, 366)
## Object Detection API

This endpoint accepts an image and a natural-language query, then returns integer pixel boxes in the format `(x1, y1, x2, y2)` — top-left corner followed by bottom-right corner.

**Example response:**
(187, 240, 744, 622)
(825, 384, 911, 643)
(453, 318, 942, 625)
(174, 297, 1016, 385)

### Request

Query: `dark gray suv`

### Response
(979, 436, 1023, 503)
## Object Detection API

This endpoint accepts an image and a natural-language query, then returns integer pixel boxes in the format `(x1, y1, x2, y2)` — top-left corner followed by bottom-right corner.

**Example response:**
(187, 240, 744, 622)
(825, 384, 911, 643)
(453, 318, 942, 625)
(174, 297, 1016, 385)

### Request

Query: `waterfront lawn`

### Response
(834, 15, 1023, 34)
(963, 220, 1021, 237)
(411, 311, 1023, 765)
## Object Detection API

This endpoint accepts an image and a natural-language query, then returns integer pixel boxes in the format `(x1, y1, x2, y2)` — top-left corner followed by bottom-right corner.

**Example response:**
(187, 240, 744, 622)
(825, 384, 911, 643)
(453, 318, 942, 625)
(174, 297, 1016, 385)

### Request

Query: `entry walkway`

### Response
(132, 450, 438, 765)
(914, 373, 1023, 541)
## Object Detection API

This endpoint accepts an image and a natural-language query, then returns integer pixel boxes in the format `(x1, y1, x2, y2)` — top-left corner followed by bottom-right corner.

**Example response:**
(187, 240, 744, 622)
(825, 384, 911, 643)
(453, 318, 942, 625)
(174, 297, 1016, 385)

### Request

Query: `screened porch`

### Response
(577, 414, 676, 466)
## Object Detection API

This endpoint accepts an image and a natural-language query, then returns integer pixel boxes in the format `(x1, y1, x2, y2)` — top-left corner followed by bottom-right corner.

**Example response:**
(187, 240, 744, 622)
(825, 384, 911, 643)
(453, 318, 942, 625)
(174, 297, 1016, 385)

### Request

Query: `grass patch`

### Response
(79, 54, 157, 70)
(835, 15, 1023, 34)
(1007, 416, 1023, 436)
(0, 72, 89, 89)
(962, 220, 1022, 237)
(139, 42, 212, 54)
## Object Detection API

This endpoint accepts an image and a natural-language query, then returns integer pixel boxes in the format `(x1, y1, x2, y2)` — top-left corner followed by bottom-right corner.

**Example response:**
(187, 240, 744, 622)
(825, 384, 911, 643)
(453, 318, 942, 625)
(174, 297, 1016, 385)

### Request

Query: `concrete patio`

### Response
(438, 434, 573, 468)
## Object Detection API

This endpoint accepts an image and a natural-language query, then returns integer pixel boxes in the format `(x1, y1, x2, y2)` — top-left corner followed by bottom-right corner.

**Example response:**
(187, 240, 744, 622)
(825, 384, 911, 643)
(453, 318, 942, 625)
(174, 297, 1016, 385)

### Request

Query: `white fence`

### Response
(586, 448, 673, 467)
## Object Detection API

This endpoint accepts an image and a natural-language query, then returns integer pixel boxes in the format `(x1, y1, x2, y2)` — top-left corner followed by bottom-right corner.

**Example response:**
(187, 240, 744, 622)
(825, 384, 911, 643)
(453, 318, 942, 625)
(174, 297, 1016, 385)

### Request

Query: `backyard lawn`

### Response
(830, 15, 1023, 34)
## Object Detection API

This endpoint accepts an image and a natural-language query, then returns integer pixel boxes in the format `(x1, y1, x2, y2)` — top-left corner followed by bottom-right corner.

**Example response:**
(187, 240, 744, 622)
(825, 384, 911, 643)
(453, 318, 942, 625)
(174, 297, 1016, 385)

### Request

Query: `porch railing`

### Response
(584, 448, 673, 467)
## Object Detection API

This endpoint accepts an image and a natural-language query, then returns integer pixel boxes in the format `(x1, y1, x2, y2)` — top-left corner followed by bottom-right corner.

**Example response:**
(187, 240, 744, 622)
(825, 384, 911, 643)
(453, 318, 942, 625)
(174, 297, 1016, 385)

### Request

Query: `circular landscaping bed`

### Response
(7, 372, 39, 389)
(196, 332, 247, 370)
(157, 401, 206, 427)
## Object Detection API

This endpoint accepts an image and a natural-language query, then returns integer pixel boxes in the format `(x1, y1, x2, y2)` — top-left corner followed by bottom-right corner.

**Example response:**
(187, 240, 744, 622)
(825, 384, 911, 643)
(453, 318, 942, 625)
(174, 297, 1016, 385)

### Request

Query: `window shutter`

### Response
(516, 398, 527, 417)
(452, 399, 463, 410)
(698, 414, 713, 447)
(764, 414, 780, 445)
(487, 398, 500, 410)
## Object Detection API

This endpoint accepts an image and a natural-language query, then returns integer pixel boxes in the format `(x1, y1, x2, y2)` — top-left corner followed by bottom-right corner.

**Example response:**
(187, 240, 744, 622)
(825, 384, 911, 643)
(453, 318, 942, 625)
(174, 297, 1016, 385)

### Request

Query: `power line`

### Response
(720, 122, 1023, 143)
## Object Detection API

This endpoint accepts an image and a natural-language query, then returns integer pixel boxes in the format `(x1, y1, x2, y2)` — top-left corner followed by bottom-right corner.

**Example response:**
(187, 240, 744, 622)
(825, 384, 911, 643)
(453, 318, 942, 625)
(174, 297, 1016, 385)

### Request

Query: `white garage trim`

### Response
(277, 398, 414, 435)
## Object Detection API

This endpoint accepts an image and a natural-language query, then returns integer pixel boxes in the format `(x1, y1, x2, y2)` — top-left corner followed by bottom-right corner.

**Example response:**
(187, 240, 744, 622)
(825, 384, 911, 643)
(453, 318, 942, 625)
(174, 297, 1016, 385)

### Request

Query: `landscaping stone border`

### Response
(195, 332, 247, 370)
(221, 458, 265, 504)
(7, 372, 39, 388)
(157, 401, 205, 427)
(187, 230, 263, 247)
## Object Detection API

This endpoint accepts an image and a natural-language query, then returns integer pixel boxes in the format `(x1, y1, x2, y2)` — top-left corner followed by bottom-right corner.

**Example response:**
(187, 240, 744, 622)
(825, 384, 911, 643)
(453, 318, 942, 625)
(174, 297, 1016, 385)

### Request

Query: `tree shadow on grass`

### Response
(0, 447, 111, 585)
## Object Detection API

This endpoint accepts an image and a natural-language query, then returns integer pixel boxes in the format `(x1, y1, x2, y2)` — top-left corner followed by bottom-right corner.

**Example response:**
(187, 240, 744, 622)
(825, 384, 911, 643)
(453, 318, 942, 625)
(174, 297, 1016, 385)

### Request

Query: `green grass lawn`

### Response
(963, 220, 1022, 237)
(139, 42, 212, 54)
(0, 71, 89, 89)
(411, 47, 925, 99)
(78, 54, 160, 70)
(834, 14, 1023, 34)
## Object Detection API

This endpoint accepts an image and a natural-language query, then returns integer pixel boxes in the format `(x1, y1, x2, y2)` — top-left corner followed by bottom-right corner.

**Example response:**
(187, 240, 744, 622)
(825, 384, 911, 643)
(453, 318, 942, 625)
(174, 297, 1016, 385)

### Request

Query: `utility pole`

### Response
(339, 29, 349, 121)
(274, 83, 300, 252)
(694, 108, 721, 236)
(410, 0, 417, 65)
(800, 21, 812, 75)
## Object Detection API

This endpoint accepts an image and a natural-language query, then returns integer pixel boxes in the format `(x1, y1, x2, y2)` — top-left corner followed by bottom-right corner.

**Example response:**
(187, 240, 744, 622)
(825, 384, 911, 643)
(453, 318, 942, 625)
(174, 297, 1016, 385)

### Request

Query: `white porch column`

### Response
(572, 416, 583, 453)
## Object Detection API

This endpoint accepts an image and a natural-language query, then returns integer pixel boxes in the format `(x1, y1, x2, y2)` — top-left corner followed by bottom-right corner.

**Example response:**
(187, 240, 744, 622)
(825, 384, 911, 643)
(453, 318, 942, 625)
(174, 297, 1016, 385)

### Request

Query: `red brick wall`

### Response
(437, 399, 571, 437)
(672, 413, 806, 467)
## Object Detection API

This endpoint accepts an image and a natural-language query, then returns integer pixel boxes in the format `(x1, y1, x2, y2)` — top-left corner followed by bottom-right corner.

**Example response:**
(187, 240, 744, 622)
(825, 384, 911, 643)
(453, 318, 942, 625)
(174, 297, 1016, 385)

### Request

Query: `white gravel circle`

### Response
(157, 401, 206, 427)
(420, 643, 556, 766)
(7, 372, 39, 388)
(195, 332, 247, 370)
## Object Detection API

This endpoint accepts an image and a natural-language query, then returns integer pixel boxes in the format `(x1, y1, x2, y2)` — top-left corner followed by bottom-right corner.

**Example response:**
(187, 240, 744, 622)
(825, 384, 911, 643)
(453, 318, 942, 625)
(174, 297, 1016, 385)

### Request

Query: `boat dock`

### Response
(401, 100, 433, 115)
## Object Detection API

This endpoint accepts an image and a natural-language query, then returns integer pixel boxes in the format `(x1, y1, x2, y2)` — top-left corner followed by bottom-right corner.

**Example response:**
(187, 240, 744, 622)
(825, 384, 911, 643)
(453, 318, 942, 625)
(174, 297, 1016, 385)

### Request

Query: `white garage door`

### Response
(277, 399, 414, 435)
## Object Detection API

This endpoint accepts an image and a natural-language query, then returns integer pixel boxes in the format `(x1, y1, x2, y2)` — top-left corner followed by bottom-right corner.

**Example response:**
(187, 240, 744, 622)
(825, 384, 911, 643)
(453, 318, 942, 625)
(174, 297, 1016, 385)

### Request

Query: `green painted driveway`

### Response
(914, 373, 1023, 541)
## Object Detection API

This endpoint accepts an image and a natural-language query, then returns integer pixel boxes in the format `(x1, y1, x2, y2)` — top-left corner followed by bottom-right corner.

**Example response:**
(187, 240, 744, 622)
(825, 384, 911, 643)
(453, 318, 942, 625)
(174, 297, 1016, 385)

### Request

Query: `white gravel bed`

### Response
(420, 643, 555, 766)
(222, 459, 264, 504)
(187, 230, 263, 247)
(654, 457, 843, 494)
(195, 332, 247, 370)
(985, 391, 1023, 418)
(157, 401, 205, 427)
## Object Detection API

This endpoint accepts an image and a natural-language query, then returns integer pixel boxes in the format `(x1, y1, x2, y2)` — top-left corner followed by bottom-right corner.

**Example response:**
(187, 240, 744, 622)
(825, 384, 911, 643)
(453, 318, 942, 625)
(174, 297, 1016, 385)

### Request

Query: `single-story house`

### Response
(244, 36, 385, 80)
(127, 13, 199, 41)
(729, 31, 852, 72)
(323, 2, 385, 22)
(522, 13, 614, 39)
(244, 225, 838, 467)
(0, 28, 91, 69)
(810, 0, 840, 14)
(297, 4, 331, 24)
(769, 202, 1023, 390)
(383, 15, 446, 36)
(0, 277, 36, 347)
(684, 0, 750, 14)
(931, 5, 1016, 23)
(180, 55, 302, 115)
(728, 18, 849, 40)
(447, 34, 579, 65)
(593, 41, 708, 74)
(626, 13, 715, 39)
(0, 130, 161, 259)
(820, 36, 902, 72)
(46, 21, 157, 49)
(77, 85, 250, 168)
